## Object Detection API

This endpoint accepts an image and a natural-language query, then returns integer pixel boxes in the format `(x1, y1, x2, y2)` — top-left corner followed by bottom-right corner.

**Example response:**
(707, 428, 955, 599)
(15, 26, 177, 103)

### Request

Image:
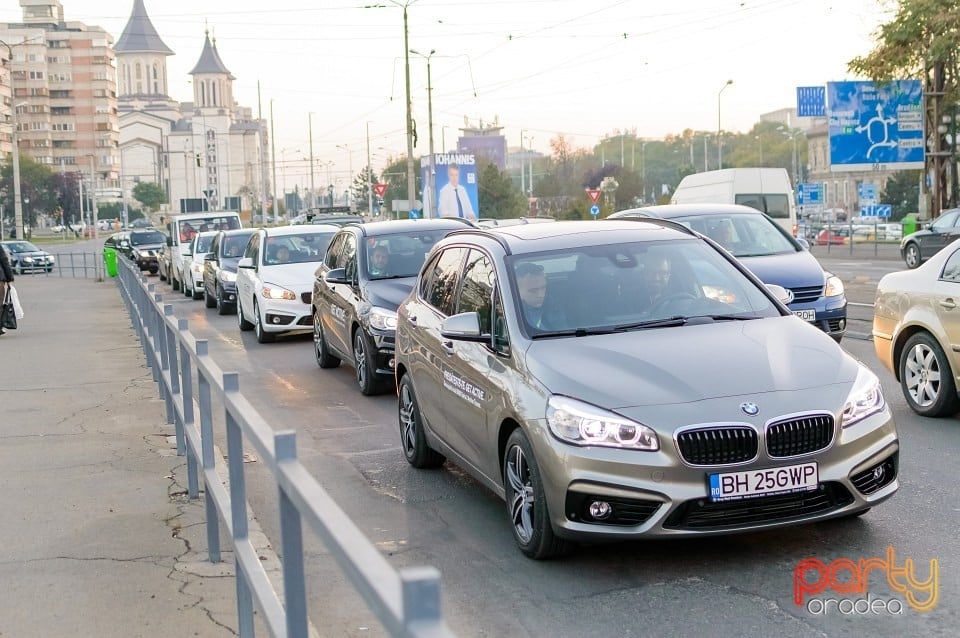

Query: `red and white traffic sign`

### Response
(373, 183, 388, 198)
(586, 189, 601, 203)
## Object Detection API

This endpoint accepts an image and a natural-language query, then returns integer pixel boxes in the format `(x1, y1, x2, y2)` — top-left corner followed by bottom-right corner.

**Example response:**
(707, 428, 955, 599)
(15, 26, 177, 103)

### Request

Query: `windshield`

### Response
(130, 231, 166, 246)
(672, 213, 798, 257)
(177, 216, 241, 242)
(363, 229, 452, 280)
(221, 232, 254, 258)
(507, 238, 780, 336)
(264, 232, 335, 265)
(4, 241, 40, 253)
(193, 235, 215, 253)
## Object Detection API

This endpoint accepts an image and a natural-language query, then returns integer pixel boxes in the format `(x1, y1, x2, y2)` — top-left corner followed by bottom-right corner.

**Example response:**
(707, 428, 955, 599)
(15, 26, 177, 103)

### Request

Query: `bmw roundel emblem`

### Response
(740, 402, 760, 416)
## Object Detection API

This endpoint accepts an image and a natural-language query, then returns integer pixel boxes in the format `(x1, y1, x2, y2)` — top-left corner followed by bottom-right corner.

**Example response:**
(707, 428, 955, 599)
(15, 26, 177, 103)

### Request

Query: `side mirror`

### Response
(324, 267, 349, 285)
(166, 236, 173, 247)
(238, 257, 254, 269)
(441, 312, 489, 342)
(204, 253, 216, 261)
(765, 283, 793, 306)
(796, 238, 810, 250)
(183, 250, 193, 257)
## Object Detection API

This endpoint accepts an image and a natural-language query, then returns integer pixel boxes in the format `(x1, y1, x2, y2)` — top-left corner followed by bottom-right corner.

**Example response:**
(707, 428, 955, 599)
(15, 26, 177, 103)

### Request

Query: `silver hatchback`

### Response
(394, 220, 899, 558)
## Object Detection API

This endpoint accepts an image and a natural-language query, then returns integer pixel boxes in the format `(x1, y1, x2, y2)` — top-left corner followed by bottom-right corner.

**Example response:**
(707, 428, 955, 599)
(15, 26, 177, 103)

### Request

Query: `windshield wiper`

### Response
(530, 327, 617, 339)
(613, 316, 689, 331)
(694, 313, 761, 321)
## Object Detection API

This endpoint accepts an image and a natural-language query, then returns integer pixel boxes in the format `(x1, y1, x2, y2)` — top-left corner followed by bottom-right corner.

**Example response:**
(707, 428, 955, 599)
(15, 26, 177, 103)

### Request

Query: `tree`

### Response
(132, 182, 167, 212)
(1, 155, 56, 229)
(477, 160, 525, 219)
(380, 156, 422, 211)
(881, 170, 921, 220)
(350, 165, 379, 213)
(849, 0, 960, 105)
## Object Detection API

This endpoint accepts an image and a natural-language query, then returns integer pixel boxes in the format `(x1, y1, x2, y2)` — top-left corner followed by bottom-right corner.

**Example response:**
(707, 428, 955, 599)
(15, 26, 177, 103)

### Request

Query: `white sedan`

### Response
(181, 231, 218, 300)
(236, 225, 339, 343)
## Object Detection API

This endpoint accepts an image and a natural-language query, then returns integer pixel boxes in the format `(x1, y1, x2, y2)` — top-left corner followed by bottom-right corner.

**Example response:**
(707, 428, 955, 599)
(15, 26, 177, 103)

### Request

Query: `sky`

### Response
(2, 0, 893, 181)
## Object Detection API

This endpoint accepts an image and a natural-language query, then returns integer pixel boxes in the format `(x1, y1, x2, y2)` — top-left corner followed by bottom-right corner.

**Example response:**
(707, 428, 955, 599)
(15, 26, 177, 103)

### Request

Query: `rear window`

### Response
(177, 216, 241, 242)
(735, 194, 790, 219)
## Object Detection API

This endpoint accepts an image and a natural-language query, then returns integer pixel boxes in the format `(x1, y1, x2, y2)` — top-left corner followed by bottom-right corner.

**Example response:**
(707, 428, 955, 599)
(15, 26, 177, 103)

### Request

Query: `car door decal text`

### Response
(443, 367, 486, 408)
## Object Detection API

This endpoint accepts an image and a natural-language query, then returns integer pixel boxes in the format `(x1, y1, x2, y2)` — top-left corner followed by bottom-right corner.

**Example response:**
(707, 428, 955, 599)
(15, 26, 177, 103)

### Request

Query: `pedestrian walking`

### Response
(0, 246, 14, 335)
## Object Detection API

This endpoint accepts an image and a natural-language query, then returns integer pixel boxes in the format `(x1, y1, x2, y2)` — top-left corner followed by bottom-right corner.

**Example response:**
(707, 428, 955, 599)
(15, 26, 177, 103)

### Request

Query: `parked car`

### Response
(608, 204, 847, 341)
(180, 231, 218, 299)
(899, 208, 960, 269)
(202, 229, 257, 314)
(1, 240, 56, 274)
(874, 237, 960, 416)
(130, 217, 154, 229)
(395, 220, 898, 558)
(236, 225, 339, 343)
(312, 218, 468, 395)
(816, 227, 852, 245)
(128, 229, 166, 274)
(165, 212, 242, 292)
(157, 242, 174, 282)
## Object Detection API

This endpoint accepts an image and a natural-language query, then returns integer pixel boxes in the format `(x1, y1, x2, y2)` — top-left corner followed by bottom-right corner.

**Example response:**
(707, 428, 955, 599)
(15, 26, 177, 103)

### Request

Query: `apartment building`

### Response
(1, 0, 119, 190)
(0, 47, 11, 158)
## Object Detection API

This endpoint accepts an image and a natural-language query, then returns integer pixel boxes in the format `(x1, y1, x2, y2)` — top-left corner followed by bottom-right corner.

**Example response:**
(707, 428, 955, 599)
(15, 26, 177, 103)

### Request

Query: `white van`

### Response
(671, 168, 797, 235)
(165, 212, 242, 292)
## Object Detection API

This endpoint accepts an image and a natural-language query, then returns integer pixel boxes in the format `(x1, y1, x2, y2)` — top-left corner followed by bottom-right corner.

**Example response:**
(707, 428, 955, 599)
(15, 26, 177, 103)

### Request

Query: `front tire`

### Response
(237, 298, 253, 331)
(254, 300, 275, 343)
(171, 272, 180, 291)
(313, 311, 340, 368)
(216, 285, 231, 315)
(398, 375, 444, 468)
(353, 328, 387, 395)
(904, 242, 922, 269)
(503, 429, 570, 560)
(899, 332, 960, 417)
(204, 282, 217, 308)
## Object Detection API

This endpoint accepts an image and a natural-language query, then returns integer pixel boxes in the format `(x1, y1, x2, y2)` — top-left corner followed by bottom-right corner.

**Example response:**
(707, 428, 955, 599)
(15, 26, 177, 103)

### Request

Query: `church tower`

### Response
(189, 30, 235, 115)
(114, 0, 173, 99)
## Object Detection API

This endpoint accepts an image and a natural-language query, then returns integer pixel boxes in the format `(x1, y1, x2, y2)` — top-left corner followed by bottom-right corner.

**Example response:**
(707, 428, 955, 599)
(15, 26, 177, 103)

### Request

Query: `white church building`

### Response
(116, 0, 270, 217)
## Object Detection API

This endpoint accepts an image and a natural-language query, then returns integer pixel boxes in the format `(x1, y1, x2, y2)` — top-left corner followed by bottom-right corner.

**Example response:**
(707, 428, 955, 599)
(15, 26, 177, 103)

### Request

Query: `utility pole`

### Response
(520, 131, 525, 195)
(718, 79, 733, 169)
(270, 99, 279, 223)
(308, 112, 315, 209)
(402, 4, 416, 214)
(366, 121, 374, 217)
(88, 155, 99, 245)
(703, 134, 709, 172)
(258, 81, 268, 222)
(411, 49, 436, 217)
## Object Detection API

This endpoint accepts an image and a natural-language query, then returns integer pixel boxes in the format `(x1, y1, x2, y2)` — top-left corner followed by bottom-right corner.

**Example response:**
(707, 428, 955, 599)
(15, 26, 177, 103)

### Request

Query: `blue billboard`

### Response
(422, 153, 479, 220)
(458, 135, 507, 170)
(827, 80, 924, 171)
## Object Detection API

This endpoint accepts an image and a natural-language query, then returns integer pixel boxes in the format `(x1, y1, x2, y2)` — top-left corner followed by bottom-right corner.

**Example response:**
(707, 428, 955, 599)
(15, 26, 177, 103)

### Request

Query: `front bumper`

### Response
(258, 296, 313, 333)
(527, 407, 898, 542)
(368, 327, 397, 376)
(136, 256, 159, 271)
(789, 296, 847, 339)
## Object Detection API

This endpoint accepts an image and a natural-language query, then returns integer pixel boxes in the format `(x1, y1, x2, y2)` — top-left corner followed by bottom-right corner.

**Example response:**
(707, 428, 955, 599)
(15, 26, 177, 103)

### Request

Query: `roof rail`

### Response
(445, 229, 513, 255)
(605, 215, 698, 237)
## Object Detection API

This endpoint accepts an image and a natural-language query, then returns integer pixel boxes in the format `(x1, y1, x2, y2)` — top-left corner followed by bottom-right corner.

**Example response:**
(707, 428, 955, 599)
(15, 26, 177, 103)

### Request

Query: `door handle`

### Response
(940, 299, 957, 310)
(441, 340, 455, 354)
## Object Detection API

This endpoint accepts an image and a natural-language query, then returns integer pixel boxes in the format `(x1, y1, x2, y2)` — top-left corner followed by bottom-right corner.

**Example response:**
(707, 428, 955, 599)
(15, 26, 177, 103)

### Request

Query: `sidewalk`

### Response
(0, 276, 238, 637)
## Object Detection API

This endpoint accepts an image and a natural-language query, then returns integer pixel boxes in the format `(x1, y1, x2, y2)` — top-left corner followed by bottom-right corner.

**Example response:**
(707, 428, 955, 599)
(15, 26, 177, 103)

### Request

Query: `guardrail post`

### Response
(152, 293, 164, 395)
(276, 430, 308, 638)
(159, 305, 174, 425)
(197, 348, 221, 563)
(224, 372, 254, 636)
(401, 567, 444, 630)
(176, 334, 195, 459)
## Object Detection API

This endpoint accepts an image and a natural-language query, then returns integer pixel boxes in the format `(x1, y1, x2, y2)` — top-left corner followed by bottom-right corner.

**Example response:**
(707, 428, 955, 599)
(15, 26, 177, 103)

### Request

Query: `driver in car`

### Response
(639, 253, 673, 310)
(369, 245, 391, 277)
(516, 262, 566, 330)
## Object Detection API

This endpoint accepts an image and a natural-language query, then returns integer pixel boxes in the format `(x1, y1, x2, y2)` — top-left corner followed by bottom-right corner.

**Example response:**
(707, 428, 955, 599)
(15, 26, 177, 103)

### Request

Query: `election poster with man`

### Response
(422, 153, 479, 220)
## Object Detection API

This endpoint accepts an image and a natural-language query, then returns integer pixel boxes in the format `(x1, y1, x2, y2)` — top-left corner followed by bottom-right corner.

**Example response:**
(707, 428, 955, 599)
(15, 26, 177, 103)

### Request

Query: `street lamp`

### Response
(780, 126, 802, 186)
(755, 135, 763, 166)
(2, 39, 25, 240)
(523, 134, 534, 198)
(717, 79, 733, 169)
(410, 48, 436, 217)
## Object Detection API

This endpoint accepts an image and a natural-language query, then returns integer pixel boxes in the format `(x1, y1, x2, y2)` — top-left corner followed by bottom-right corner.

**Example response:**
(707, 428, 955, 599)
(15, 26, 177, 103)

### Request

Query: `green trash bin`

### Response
(902, 214, 917, 237)
(103, 246, 118, 278)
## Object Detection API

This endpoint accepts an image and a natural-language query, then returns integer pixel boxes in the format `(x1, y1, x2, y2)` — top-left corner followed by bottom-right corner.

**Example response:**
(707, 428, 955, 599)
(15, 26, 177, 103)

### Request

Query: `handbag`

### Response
(9, 285, 23, 320)
(1, 287, 16, 330)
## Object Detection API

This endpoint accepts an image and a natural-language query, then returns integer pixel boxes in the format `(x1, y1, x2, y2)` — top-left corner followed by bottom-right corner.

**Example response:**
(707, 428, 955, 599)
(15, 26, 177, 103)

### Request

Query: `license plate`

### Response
(793, 309, 816, 322)
(708, 462, 818, 502)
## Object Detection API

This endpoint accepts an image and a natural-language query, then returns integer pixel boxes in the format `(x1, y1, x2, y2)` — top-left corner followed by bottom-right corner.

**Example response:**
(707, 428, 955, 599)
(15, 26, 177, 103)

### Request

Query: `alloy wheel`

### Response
(399, 382, 417, 457)
(506, 444, 535, 544)
(904, 343, 940, 407)
(354, 331, 367, 388)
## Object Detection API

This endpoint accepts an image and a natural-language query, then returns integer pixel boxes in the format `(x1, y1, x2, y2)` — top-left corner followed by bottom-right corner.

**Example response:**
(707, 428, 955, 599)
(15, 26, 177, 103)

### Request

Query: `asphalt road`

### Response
(46, 239, 959, 637)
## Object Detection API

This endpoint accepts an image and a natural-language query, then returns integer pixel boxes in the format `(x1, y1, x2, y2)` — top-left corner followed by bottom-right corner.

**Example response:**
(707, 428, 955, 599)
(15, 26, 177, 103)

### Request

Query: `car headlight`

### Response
(546, 395, 659, 450)
(22, 257, 34, 263)
(261, 284, 296, 300)
(841, 366, 885, 428)
(219, 270, 237, 283)
(368, 306, 398, 331)
(825, 273, 844, 297)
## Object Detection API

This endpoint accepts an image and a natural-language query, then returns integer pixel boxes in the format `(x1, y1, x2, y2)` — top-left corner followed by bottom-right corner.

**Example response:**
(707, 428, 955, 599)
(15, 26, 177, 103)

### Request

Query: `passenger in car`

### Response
(516, 262, 565, 330)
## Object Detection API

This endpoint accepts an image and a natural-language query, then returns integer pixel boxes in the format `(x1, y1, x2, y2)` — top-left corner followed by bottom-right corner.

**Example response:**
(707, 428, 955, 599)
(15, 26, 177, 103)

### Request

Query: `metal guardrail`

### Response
(14, 252, 101, 279)
(115, 256, 453, 638)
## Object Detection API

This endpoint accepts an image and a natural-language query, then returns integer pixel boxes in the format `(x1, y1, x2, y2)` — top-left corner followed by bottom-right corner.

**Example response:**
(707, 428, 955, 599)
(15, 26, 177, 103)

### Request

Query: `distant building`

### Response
(0, 47, 11, 158)
(457, 119, 507, 170)
(1, 0, 120, 190)
(116, 0, 270, 216)
(759, 107, 820, 132)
